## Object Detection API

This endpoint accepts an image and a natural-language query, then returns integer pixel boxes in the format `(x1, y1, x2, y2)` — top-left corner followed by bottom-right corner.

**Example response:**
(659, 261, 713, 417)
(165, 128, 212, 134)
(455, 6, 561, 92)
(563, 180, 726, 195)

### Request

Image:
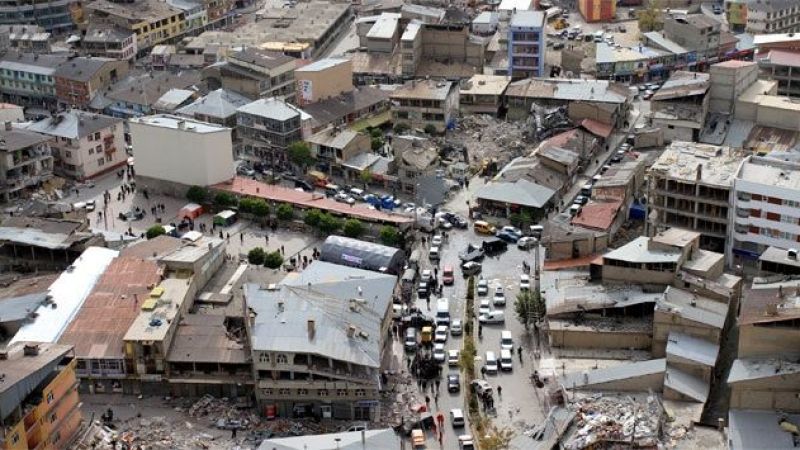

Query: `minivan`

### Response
(429, 246, 440, 260)
(485, 351, 498, 374)
(324, 184, 340, 196)
(436, 298, 451, 325)
(404, 328, 417, 352)
(500, 330, 513, 350)
(500, 349, 513, 371)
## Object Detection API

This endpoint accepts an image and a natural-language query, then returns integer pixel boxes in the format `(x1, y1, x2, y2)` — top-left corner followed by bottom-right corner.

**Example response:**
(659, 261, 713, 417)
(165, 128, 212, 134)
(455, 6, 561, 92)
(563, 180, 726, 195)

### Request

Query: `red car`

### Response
(442, 266, 455, 285)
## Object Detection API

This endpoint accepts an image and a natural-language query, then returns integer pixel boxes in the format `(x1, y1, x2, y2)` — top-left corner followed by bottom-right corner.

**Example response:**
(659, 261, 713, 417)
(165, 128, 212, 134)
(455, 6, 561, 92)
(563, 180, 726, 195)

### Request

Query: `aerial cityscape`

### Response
(0, 0, 797, 448)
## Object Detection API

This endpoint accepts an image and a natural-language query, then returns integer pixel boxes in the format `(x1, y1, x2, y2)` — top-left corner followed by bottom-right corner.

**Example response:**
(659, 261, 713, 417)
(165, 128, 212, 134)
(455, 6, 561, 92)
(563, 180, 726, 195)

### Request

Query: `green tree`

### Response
(360, 169, 373, 186)
(515, 290, 545, 331)
(250, 198, 270, 219)
(304, 208, 323, 227)
(186, 185, 208, 204)
(264, 250, 284, 269)
(248, 247, 266, 265)
(379, 226, 400, 246)
(146, 225, 166, 239)
(369, 128, 383, 139)
(424, 124, 437, 135)
(342, 218, 364, 238)
(638, 0, 663, 32)
(509, 211, 533, 229)
(214, 191, 237, 208)
(393, 122, 410, 133)
(287, 141, 314, 170)
(275, 203, 294, 221)
(318, 213, 342, 234)
(371, 137, 383, 151)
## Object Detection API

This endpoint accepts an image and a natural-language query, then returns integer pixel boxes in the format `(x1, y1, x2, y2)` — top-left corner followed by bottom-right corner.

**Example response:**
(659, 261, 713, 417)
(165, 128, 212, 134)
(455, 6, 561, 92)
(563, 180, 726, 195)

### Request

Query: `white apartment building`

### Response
(25, 110, 126, 180)
(129, 114, 234, 190)
(745, 0, 800, 34)
(730, 155, 800, 266)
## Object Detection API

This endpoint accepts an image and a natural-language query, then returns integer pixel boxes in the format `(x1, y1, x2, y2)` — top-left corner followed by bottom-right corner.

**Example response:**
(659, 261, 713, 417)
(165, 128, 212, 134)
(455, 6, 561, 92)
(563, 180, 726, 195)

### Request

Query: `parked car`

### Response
(479, 311, 505, 324)
(431, 234, 443, 246)
(334, 192, 355, 204)
(479, 299, 492, 316)
(433, 343, 446, 363)
(434, 325, 448, 343)
(520, 274, 531, 290)
(461, 261, 483, 276)
(477, 279, 489, 296)
(450, 408, 466, 428)
(470, 379, 492, 396)
(496, 230, 520, 243)
(574, 195, 588, 205)
(459, 435, 476, 450)
(518, 236, 538, 250)
(459, 244, 485, 262)
(448, 373, 461, 392)
(417, 281, 430, 299)
(643, 89, 655, 100)
(482, 238, 508, 254)
(484, 351, 498, 374)
(442, 265, 454, 285)
(448, 350, 460, 367)
(404, 328, 418, 352)
(493, 287, 506, 306)
(499, 226, 523, 240)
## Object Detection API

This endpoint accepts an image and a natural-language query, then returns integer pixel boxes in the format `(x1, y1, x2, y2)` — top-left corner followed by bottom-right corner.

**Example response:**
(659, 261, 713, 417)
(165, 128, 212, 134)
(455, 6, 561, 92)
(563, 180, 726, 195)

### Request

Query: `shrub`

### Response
(186, 186, 208, 203)
(214, 192, 237, 208)
(264, 250, 284, 269)
(379, 226, 400, 246)
(318, 213, 342, 234)
(248, 247, 266, 265)
(424, 124, 437, 135)
(369, 128, 383, 139)
(342, 219, 364, 238)
(250, 199, 270, 218)
(146, 225, 166, 240)
(275, 204, 294, 221)
(371, 137, 383, 151)
(304, 209, 323, 227)
(393, 122, 410, 133)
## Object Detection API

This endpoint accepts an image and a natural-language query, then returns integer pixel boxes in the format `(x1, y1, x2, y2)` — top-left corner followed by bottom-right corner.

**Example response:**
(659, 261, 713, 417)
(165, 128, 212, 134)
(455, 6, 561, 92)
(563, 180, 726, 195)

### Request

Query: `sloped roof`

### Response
(25, 109, 121, 139)
(476, 179, 555, 209)
(175, 88, 251, 120)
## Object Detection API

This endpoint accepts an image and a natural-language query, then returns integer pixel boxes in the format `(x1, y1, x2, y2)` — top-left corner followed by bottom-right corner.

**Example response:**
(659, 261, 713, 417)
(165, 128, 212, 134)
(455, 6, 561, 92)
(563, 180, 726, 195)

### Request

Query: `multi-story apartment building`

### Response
(507, 10, 545, 79)
(204, 48, 296, 102)
(757, 49, 800, 97)
(237, 98, 305, 165)
(245, 261, 395, 421)
(294, 57, 353, 106)
(102, 70, 201, 118)
(85, 0, 187, 54)
(743, 0, 800, 34)
(389, 79, 459, 132)
(0, 25, 51, 53)
(729, 156, 800, 266)
(81, 26, 137, 61)
(25, 110, 126, 180)
(0, 52, 68, 110)
(167, 0, 207, 32)
(647, 142, 745, 254)
(0, 343, 82, 450)
(305, 127, 371, 179)
(53, 56, 128, 108)
(0, 124, 52, 203)
(663, 14, 721, 61)
(0, 0, 81, 33)
(648, 71, 710, 142)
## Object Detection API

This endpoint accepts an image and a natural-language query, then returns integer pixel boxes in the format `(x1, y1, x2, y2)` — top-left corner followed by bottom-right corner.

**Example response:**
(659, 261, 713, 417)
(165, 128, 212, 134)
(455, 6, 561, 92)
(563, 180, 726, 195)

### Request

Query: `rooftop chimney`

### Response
(4, 122, 11, 131)
(23, 343, 39, 356)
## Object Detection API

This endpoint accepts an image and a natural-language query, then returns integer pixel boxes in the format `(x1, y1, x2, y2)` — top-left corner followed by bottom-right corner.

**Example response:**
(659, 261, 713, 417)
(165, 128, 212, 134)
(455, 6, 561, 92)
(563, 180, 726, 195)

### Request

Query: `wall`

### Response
(578, 0, 616, 22)
(549, 326, 652, 349)
(653, 313, 721, 357)
(729, 374, 800, 411)
(568, 371, 664, 392)
(130, 121, 234, 187)
(738, 324, 800, 358)
(568, 101, 616, 126)
(295, 60, 353, 106)
(602, 264, 675, 285)
(545, 232, 609, 260)
(652, 119, 694, 143)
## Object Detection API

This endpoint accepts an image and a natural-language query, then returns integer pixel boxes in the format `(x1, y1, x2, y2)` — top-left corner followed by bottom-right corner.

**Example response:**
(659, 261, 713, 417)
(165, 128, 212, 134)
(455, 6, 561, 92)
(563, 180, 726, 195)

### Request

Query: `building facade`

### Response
(54, 57, 129, 108)
(730, 156, 800, 266)
(81, 26, 138, 61)
(237, 98, 305, 165)
(0, 343, 82, 450)
(25, 110, 126, 180)
(578, 0, 615, 22)
(389, 79, 459, 132)
(0, 0, 81, 33)
(85, 0, 187, 53)
(0, 125, 53, 203)
(508, 11, 545, 79)
(294, 57, 353, 106)
(744, 0, 800, 34)
(205, 48, 296, 102)
(0, 52, 68, 110)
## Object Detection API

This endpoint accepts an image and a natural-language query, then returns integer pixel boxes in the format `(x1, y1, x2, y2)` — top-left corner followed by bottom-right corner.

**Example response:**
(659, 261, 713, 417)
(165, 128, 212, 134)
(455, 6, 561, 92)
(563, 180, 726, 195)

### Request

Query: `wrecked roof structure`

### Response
(542, 270, 661, 316)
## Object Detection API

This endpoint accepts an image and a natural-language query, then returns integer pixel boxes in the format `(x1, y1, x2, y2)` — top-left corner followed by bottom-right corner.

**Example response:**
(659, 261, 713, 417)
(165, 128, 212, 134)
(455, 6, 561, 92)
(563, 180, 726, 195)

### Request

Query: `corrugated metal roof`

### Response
(476, 179, 555, 209)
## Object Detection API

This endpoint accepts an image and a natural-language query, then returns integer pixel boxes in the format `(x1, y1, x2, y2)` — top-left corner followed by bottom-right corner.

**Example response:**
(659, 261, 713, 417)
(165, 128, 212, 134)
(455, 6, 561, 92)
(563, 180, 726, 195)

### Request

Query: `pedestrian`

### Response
(226, 232, 230, 241)
(434, 390, 439, 407)
(425, 395, 430, 408)
(497, 385, 502, 398)
(281, 245, 285, 254)
(240, 233, 244, 243)
(231, 427, 237, 439)
(265, 235, 269, 244)
(481, 366, 487, 377)
(518, 346, 523, 362)
(407, 356, 412, 368)
(435, 378, 441, 392)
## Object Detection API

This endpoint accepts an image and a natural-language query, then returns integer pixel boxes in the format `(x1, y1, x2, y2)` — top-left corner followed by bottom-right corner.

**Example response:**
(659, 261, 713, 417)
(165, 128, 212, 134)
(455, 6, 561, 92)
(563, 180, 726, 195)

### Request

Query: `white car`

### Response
(479, 311, 505, 324)
(520, 274, 531, 291)
(450, 319, 463, 336)
(500, 226, 522, 238)
(434, 325, 448, 343)
(470, 379, 492, 396)
(493, 287, 506, 307)
(479, 299, 492, 316)
(421, 269, 433, 283)
(477, 279, 489, 296)
(518, 236, 537, 250)
(450, 408, 465, 428)
(433, 343, 446, 363)
(334, 192, 355, 204)
(431, 234, 443, 246)
(448, 349, 460, 366)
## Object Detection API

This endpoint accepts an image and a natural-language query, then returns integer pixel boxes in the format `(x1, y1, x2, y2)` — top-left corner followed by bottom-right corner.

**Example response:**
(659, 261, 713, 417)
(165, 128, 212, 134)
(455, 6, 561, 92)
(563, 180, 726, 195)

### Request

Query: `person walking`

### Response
(425, 395, 430, 408)
(497, 385, 502, 398)
(518, 346, 523, 362)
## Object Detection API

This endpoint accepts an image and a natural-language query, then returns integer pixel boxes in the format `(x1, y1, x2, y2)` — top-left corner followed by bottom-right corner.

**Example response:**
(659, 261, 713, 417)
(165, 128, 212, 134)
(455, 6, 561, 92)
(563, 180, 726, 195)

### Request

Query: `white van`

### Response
(485, 351, 498, 374)
(436, 298, 451, 325)
(500, 330, 513, 350)
(429, 246, 440, 260)
(500, 349, 513, 371)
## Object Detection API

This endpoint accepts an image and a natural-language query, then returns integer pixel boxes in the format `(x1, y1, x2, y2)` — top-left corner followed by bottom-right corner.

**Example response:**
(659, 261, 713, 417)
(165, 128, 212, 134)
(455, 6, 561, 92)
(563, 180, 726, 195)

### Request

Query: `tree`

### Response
(393, 122, 410, 133)
(379, 226, 400, 246)
(263, 250, 284, 269)
(638, 0, 663, 32)
(250, 199, 270, 219)
(287, 141, 314, 170)
(371, 137, 383, 151)
(318, 213, 342, 234)
(214, 192, 237, 208)
(146, 225, 166, 239)
(304, 208, 323, 227)
(509, 211, 533, 229)
(248, 247, 266, 265)
(186, 185, 208, 204)
(360, 169, 373, 186)
(342, 218, 364, 238)
(515, 290, 545, 331)
(424, 124, 438, 135)
(275, 203, 294, 221)
(369, 128, 383, 139)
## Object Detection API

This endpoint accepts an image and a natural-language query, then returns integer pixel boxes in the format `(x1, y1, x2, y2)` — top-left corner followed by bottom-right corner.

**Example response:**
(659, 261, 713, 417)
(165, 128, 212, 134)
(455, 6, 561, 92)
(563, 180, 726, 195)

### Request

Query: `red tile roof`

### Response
(580, 118, 613, 139)
(213, 177, 414, 225)
(571, 199, 623, 231)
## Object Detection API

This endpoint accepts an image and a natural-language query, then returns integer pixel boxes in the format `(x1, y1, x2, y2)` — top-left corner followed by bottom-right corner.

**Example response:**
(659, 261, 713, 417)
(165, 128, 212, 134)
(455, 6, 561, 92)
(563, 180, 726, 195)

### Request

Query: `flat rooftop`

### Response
(541, 270, 661, 316)
(390, 79, 453, 101)
(124, 277, 192, 343)
(296, 57, 350, 73)
(759, 246, 800, 269)
(649, 141, 744, 187)
(167, 314, 247, 364)
(129, 114, 229, 134)
(604, 236, 682, 264)
(657, 286, 727, 329)
(505, 78, 629, 104)
(460, 74, 510, 96)
(366, 15, 398, 39)
(0, 342, 74, 421)
(738, 155, 800, 189)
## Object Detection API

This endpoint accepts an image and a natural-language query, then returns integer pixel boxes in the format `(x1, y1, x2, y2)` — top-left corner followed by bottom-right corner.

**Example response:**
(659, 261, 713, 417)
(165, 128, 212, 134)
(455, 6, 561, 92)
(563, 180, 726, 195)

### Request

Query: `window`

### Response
(318, 389, 329, 396)
(96, 145, 102, 154)
(767, 212, 780, 221)
(94, 132, 100, 140)
(297, 388, 308, 395)
(355, 389, 366, 397)
(11, 433, 19, 444)
(259, 352, 270, 363)
(337, 389, 348, 396)
(106, 155, 112, 163)
(65, 151, 71, 158)
(88, 133, 93, 141)
(278, 388, 290, 395)
(97, 157, 105, 166)
(750, 209, 761, 217)
(50, 412, 57, 423)
(46, 392, 54, 403)
(752, 193, 763, 201)
(276, 354, 287, 364)
(785, 199, 800, 208)
(262, 388, 273, 395)
(88, 147, 94, 155)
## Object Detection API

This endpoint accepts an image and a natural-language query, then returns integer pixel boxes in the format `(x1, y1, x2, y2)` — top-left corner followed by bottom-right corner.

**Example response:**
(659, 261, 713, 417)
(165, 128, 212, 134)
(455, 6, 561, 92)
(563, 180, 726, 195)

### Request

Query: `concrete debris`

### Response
(447, 115, 532, 168)
(565, 394, 662, 450)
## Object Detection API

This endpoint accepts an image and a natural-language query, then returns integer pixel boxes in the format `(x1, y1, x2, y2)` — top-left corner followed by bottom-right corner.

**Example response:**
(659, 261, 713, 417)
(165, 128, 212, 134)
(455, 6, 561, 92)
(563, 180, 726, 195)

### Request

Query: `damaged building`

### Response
(648, 71, 711, 143)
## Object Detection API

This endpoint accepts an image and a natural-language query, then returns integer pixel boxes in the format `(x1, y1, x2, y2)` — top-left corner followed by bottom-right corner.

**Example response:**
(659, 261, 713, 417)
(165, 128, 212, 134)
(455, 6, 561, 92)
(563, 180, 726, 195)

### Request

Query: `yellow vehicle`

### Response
(411, 429, 425, 447)
(421, 326, 433, 345)
(554, 18, 569, 30)
(474, 220, 496, 235)
(307, 170, 329, 187)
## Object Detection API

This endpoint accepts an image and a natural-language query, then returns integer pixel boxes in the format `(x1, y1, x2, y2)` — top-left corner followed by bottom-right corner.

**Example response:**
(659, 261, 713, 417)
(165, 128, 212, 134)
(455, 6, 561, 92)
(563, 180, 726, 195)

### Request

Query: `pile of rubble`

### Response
(448, 115, 532, 166)
(564, 394, 662, 450)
